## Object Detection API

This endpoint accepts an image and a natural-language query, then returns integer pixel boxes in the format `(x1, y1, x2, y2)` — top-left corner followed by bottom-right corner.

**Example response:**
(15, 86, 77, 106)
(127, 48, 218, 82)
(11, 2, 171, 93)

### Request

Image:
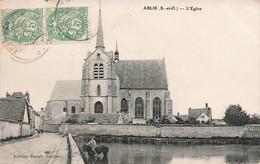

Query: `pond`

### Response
(77, 141, 260, 164)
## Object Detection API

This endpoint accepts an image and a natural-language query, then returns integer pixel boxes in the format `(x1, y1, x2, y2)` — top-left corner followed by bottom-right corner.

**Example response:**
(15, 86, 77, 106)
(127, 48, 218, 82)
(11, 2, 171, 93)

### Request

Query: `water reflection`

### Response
(86, 157, 108, 164)
(80, 142, 260, 164)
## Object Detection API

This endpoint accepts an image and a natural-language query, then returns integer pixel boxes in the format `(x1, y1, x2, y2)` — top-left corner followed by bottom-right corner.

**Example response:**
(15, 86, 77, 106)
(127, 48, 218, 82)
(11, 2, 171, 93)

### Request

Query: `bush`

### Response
(66, 114, 79, 123)
(147, 119, 155, 124)
(87, 116, 95, 123)
(205, 120, 211, 124)
(185, 117, 199, 124)
(224, 104, 249, 126)
(158, 115, 171, 124)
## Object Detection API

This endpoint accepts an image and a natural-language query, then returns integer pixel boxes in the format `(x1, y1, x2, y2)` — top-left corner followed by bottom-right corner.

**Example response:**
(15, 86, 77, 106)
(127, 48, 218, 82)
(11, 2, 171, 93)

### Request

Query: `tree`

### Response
(224, 104, 249, 126)
(185, 117, 199, 124)
(158, 115, 170, 124)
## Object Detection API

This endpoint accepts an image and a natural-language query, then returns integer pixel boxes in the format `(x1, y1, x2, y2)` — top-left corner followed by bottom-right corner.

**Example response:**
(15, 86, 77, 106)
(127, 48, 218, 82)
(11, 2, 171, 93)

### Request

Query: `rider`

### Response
(87, 136, 97, 156)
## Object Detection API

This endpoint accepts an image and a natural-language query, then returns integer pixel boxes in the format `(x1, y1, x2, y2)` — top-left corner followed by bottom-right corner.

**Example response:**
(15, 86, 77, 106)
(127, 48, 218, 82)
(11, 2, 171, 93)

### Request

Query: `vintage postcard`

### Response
(0, 0, 259, 164)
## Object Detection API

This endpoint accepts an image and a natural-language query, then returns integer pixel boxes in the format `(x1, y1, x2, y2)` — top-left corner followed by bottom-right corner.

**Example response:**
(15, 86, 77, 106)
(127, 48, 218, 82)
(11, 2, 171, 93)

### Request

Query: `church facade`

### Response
(46, 7, 173, 123)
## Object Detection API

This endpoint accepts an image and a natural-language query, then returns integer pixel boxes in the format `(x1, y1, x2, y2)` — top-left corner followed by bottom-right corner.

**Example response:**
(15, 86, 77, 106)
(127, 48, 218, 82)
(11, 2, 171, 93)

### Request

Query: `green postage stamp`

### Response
(46, 7, 89, 42)
(1, 9, 43, 44)
(1, 7, 89, 44)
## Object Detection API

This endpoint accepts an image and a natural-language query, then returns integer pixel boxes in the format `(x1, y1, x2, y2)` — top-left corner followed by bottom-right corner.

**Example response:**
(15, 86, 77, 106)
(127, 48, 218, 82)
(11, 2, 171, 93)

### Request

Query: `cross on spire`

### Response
(95, 2, 105, 51)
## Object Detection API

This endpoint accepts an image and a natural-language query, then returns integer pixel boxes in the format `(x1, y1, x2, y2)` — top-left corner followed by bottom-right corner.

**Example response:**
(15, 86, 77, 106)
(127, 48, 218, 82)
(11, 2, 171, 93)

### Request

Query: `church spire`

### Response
(95, 2, 105, 51)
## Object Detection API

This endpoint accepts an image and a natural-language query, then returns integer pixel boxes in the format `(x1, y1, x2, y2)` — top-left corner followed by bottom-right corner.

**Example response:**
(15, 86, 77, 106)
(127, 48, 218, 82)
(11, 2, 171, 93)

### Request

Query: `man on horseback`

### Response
(87, 136, 97, 156)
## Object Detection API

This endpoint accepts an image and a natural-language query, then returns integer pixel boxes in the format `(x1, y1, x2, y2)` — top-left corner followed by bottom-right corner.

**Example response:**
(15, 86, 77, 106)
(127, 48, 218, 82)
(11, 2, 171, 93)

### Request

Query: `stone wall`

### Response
(68, 133, 85, 164)
(44, 123, 59, 133)
(59, 124, 260, 138)
(46, 100, 81, 123)
(119, 89, 171, 120)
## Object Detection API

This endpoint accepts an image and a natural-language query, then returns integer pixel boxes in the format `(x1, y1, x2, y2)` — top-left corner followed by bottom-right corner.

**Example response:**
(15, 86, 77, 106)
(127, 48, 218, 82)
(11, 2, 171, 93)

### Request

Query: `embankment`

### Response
(68, 133, 85, 164)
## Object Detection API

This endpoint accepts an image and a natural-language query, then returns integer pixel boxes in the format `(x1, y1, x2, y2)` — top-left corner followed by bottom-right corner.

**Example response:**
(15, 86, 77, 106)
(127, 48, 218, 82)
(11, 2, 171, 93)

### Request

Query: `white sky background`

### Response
(0, 0, 259, 119)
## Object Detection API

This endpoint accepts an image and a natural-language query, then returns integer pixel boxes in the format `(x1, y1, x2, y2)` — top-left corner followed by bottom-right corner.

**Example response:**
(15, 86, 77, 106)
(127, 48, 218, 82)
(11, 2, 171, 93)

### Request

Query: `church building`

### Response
(46, 6, 173, 124)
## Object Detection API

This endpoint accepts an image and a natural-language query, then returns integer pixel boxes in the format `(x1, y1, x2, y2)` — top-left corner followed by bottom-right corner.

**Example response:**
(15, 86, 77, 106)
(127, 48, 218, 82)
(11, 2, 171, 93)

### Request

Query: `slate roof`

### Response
(0, 98, 28, 122)
(188, 108, 212, 119)
(114, 59, 168, 89)
(61, 113, 120, 124)
(49, 80, 81, 101)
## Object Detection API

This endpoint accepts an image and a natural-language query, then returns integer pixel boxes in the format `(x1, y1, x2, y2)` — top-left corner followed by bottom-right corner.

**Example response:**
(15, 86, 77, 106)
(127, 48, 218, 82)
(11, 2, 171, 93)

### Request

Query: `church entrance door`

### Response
(95, 101, 103, 113)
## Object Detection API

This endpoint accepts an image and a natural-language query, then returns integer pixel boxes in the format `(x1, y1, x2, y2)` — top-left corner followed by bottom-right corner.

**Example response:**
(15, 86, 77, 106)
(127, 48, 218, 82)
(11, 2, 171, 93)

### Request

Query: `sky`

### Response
(0, 0, 259, 119)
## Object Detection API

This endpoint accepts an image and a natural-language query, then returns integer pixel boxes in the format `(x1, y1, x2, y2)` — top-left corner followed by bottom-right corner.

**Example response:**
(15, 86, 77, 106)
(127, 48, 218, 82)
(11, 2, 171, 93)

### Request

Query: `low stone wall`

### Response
(60, 124, 260, 138)
(68, 133, 84, 164)
(44, 123, 59, 133)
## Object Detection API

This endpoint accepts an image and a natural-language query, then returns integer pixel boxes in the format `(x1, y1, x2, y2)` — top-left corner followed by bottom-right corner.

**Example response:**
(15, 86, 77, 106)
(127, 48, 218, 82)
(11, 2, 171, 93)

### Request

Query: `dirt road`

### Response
(0, 133, 68, 164)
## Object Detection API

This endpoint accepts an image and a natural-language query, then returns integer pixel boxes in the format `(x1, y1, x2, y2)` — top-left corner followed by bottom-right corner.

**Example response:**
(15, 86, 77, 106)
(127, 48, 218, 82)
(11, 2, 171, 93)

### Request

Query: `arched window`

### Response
(99, 63, 104, 78)
(95, 101, 103, 113)
(97, 85, 101, 96)
(153, 97, 161, 119)
(135, 97, 144, 118)
(71, 106, 76, 113)
(63, 108, 67, 112)
(97, 54, 100, 60)
(94, 63, 99, 79)
(121, 98, 128, 112)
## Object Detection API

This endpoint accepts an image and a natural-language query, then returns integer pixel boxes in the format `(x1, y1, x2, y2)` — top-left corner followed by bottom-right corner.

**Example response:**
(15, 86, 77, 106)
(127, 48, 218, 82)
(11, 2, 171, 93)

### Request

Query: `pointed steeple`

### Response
(115, 41, 118, 54)
(95, 2, 105, 51)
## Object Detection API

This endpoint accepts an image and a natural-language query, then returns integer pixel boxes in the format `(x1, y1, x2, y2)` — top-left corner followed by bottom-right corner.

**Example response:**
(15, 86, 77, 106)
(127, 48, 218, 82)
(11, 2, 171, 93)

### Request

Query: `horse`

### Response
(82, 144, 109, 158)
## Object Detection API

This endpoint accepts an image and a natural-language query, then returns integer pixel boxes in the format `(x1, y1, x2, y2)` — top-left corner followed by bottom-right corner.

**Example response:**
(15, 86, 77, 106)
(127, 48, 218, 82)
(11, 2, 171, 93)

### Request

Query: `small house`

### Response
(188, 103, 212, 123)
(0, 92, 33, 140)
(31, 110, 41, 131)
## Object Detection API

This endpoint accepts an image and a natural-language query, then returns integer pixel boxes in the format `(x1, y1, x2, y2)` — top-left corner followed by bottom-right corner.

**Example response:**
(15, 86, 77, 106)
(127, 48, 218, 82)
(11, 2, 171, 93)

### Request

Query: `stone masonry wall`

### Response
(59, 124, 260, 138)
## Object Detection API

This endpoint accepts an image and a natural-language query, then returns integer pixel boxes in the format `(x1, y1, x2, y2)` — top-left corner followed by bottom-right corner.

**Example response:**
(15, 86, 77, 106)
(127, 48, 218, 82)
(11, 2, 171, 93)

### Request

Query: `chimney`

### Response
(6, 91, 10, 98)
(25, 91, 30, 103)
(177, 112, 179, 115)
(41, 108, 44, 111)
(205, 103, 208, 108)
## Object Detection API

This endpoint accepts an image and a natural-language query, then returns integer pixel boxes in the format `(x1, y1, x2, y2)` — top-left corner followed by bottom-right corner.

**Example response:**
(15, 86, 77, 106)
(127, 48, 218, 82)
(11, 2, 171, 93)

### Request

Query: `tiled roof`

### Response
(114, 59, 168, 89)
(173, 115, 189, 121)
(189, 108, 212, 119)
(61, 113, 120, 124)
(49, 80, 81, 101)
(0, 98, 27, 122)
